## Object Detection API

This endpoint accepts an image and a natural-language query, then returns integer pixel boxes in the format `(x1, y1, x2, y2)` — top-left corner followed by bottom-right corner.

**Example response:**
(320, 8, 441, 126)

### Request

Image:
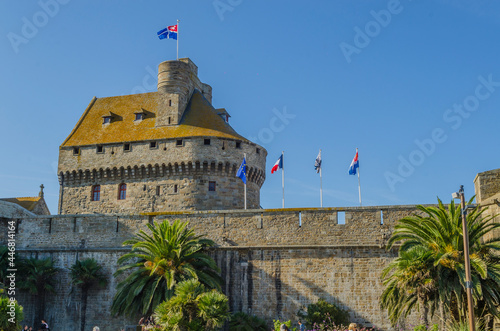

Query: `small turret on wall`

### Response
(156, 58, 213, 126)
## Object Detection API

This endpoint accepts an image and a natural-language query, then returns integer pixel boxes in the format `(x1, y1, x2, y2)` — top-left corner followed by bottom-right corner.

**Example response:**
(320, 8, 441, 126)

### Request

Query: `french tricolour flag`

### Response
(271, 154, 283, 174)
(348, 149, 359, 175)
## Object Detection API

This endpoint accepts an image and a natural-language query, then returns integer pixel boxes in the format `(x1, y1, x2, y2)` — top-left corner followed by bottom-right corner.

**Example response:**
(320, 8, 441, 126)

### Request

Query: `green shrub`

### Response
(297, 298, 350, 328)
(273, 319, 297, 331)
(229, 311, 267, 331)
(412, 325, 439, 331)
(0, 296, 24, 331)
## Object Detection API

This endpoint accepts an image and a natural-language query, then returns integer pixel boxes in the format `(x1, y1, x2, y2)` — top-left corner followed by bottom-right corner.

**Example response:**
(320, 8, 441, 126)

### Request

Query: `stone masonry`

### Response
(58, 58, 266, 214)
(2, 170, 500, 330)
(1, 205, 427, 330)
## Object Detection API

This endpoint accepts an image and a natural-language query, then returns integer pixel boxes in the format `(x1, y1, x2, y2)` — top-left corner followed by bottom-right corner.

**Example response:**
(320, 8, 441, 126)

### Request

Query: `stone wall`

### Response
(474, 168, 500, 242)
(58, 137, 266, 214)
(0, 205, 429, 331)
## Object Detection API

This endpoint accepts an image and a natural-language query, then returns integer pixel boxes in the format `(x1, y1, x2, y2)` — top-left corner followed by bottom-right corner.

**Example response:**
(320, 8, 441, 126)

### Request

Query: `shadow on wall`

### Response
(213, 247, 402, 329)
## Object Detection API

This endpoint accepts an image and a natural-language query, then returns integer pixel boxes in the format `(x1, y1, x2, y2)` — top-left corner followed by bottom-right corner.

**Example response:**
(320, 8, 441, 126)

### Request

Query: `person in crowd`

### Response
(40, 319, 49, 330)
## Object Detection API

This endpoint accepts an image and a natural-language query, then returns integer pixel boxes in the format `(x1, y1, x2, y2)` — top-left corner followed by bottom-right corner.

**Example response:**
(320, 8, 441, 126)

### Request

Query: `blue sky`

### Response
(1, 0, 499, 214)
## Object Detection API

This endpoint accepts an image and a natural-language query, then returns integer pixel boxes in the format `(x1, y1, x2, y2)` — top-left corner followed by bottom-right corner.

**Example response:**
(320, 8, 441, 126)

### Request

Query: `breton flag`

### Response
(236, 157, 247, 184)
(157, 24, 178, 40)
(271, 155, 283, 174)
(314, 150, 322, 174)
(348, 149, 359, 175)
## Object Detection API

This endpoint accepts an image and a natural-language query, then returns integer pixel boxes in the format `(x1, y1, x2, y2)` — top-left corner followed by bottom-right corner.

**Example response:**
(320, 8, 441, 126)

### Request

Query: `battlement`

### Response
(1, 205, 428, 250)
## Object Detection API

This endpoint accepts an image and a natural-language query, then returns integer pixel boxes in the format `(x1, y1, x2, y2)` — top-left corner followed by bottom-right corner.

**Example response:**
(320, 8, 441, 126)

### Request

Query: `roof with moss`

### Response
(61, 90, 247, 147)
(0, 197, 43, 212)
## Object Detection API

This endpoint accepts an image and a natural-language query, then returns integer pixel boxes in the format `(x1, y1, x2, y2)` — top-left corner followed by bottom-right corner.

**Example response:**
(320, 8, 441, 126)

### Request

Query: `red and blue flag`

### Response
(157, 24, 178, 40)
(348, 149, 359, 175)
(271, 155, 283, 174)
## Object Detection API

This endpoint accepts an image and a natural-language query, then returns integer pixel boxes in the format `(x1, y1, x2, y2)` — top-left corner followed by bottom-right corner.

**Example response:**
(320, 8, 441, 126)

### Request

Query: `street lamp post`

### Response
(453, 185, 475, 331)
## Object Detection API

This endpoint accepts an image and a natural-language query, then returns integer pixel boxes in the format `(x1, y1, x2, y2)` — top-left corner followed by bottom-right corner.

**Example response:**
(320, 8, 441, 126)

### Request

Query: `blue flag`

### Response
(157, 24, 178, 40)
(236, 157, 247, 184)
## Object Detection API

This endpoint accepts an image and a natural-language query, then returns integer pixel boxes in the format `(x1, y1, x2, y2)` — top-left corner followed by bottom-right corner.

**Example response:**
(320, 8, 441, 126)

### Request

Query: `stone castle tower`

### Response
(57, 58, 266, 214)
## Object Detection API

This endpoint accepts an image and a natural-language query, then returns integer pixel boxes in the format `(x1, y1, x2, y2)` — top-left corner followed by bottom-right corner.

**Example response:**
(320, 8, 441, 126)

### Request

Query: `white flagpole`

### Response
(282, 151, 285, 208)
(244, 153, 247, 210)
(176, 19, 179, 60)
(320, 149, 323, 208)
(357, 148, 362, 206)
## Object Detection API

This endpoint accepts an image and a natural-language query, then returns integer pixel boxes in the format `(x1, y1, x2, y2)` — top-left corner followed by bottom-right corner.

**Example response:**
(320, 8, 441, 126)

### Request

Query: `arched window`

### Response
(118, 183, 127, 200)
(92, 185, 100, 201)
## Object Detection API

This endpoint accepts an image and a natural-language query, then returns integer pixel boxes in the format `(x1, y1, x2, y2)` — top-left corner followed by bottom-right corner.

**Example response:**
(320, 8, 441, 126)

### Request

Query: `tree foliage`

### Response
(70, 258, 107, 331)
(0, 296, 24, 331)
(229, 311, 268, 331)
(381, 198, 500, 325)
(297, 298, 350, 328)
(112, 219, 222, 317)
(153, 279, 230, 330)
(17, 257, 58, 326)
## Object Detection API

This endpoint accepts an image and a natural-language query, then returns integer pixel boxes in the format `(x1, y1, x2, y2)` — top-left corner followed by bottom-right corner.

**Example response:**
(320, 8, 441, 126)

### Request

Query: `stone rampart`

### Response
(0, 205, 428, 330)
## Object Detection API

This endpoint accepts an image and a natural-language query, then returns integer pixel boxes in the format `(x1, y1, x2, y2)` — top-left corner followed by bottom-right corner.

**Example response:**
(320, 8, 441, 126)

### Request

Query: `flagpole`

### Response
(176, 19, 179, 60)
(282, 151, 285, 208)
(357, 148, 362, 206)
(244, 153, 247, 210)
(320, 149, 323, 208)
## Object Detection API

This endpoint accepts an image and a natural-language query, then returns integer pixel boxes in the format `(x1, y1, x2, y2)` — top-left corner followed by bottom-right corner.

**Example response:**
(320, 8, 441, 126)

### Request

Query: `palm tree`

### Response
(153, 278, 230, 330)
(17, 257, 58, 326)
(380, 246, 438, 326)
(383, 198, 500, 324)
(111, 219, 222, 317)
(70, 258, 107, 331)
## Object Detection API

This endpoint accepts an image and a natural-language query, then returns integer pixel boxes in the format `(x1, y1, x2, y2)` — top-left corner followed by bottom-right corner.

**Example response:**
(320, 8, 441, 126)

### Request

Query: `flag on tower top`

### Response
(348, 149, 359, 175)
(271, 155, 283, 174)
(157, 24, 178, 40)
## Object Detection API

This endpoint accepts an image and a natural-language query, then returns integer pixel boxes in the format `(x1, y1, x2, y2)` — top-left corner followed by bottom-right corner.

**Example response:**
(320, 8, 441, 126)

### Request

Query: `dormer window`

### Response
(217, 108, 231, 123)
(101, 112, 121, 125)
(134, 108, 148, 121)
(102, 112, 118, 124)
